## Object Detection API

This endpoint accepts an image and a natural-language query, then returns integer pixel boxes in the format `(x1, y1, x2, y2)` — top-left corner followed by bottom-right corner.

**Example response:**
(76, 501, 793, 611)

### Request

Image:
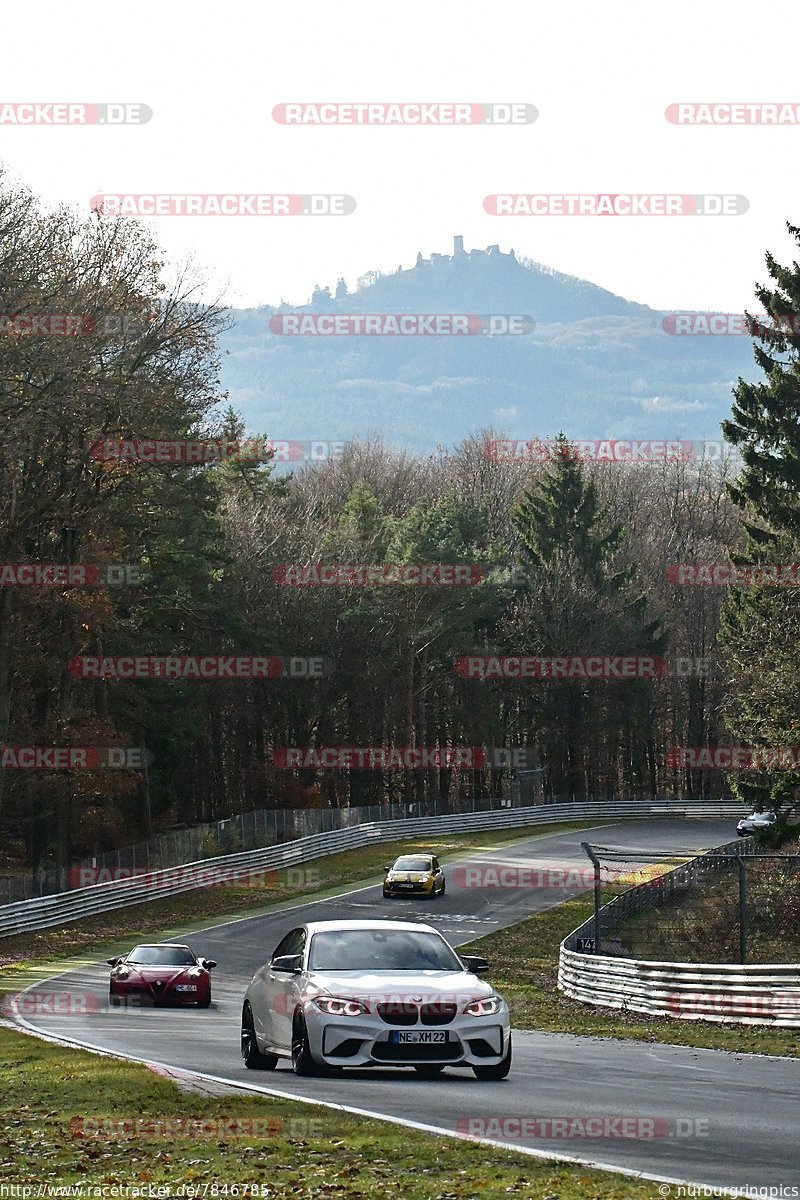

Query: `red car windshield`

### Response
(127, 946, 196, 966)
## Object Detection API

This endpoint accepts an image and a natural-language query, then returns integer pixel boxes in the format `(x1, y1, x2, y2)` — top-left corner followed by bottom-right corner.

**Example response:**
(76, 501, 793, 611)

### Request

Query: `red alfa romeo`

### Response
(108, 943, 216, 1007)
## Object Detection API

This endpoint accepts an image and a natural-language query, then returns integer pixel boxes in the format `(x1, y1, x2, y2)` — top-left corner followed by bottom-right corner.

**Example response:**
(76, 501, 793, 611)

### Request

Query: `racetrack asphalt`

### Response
(9, 818, 800, 1191)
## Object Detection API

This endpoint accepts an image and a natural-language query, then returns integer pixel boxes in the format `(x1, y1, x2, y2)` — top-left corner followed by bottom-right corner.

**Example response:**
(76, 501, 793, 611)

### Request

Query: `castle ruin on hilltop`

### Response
(415, 235, 517, 267)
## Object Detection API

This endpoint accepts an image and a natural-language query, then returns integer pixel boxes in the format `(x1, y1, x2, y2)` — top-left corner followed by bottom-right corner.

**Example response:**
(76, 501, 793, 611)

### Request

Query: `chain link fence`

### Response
(0, 791, 523, 904)
(577, 838, 800, 964)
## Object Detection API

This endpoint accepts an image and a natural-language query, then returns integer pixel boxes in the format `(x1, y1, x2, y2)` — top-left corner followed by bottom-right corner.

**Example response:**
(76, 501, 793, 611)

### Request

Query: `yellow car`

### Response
(382, 853, 445, 899)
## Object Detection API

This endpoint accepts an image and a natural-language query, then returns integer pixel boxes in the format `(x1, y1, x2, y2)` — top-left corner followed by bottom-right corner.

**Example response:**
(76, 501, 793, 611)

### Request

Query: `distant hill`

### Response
(218, 237, 758, 454)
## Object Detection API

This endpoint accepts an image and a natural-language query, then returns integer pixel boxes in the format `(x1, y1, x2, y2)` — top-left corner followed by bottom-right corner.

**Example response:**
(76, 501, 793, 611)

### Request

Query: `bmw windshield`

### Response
(308, 928, 462, 972)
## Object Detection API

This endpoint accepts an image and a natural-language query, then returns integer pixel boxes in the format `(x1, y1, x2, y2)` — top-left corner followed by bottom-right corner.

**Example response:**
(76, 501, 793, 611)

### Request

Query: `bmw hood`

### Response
(308, 970, 495, 1001)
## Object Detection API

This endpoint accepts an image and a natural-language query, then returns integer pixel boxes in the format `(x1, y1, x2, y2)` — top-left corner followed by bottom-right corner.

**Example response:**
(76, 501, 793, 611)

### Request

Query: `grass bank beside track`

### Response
(0, 819, 613, 982)
(461, 893, 800, 1058)
(0, 1024, 664, 1197)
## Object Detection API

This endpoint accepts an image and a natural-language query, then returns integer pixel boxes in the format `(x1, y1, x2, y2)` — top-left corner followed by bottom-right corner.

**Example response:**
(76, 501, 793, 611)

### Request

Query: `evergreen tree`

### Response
(719, 226, 800, 815)
(723, 223, 800, 537)
(510, 435, 664, 797)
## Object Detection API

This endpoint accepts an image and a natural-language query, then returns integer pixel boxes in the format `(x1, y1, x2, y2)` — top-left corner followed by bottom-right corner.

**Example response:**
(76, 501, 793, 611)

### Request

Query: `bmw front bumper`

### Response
(306, 1008, 510, 1068)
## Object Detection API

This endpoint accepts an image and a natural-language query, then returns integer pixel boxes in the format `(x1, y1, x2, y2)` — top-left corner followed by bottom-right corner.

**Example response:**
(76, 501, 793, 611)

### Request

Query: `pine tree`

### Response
(512, 435, 661, 642)
(723, 223, 800, 536)
(719, 226, 800, 815)
(510, 435, 664, 798)
(513, 436, 628, 589)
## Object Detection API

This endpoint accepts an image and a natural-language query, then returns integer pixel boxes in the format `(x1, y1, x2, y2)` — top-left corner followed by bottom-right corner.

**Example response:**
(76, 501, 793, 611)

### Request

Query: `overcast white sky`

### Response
(3, 0, 799, 312)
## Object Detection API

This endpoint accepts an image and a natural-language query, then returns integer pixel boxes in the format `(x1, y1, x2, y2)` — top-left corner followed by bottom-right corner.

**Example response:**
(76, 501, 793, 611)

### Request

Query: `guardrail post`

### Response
(738, 856, 747, 964)
(581, 841, 602, 955)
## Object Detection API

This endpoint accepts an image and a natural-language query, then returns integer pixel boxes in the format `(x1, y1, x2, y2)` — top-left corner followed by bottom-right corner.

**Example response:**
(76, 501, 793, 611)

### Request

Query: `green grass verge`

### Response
(0, 1024, 660, 1196)
(461, 894, 800, 1058)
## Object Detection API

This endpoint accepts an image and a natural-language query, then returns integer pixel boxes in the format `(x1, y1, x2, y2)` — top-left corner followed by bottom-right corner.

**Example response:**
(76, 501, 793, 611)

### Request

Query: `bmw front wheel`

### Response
(291, 1012, 320, 1076)
(472, 1037, 512, 1081)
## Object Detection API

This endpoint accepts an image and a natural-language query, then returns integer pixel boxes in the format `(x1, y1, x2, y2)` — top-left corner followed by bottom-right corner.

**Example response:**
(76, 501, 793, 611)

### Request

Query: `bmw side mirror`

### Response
(382, 865, 391, 872)
(201, 959, 217, 970)
(107, 957, 121, 967)
(271, 954, 302, 974)
(460, 954, 490, 976)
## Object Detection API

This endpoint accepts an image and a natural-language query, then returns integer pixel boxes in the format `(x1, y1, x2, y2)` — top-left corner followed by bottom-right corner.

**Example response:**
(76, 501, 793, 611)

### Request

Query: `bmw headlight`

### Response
(463, 995, 503, 1017)
(114, 967, 129, 979)
(314, 996, 370, 1017)
(420, 874, 431, 883)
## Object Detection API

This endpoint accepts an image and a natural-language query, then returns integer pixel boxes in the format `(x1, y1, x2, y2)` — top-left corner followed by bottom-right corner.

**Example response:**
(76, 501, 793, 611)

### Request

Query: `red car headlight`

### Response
(313, 996, 370, 1017)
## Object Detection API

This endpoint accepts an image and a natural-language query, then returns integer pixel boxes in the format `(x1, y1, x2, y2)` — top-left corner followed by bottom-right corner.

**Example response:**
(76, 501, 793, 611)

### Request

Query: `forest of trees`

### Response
(1, 168, 799, 870)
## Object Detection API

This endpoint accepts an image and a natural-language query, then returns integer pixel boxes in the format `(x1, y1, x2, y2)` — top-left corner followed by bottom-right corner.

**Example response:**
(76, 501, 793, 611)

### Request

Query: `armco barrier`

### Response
(558, 949, 800, 1027)
(0, 799, 744, 939)
(558, 837, 800, 1028)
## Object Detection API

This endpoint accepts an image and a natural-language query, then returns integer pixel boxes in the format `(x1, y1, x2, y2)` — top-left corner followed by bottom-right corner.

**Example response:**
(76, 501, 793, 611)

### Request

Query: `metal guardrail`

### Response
(559, 837, 800, 1027)
(558, 949, 800, 1027)
(0, 791, 713, 904)
(0, 798, 744, 939)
